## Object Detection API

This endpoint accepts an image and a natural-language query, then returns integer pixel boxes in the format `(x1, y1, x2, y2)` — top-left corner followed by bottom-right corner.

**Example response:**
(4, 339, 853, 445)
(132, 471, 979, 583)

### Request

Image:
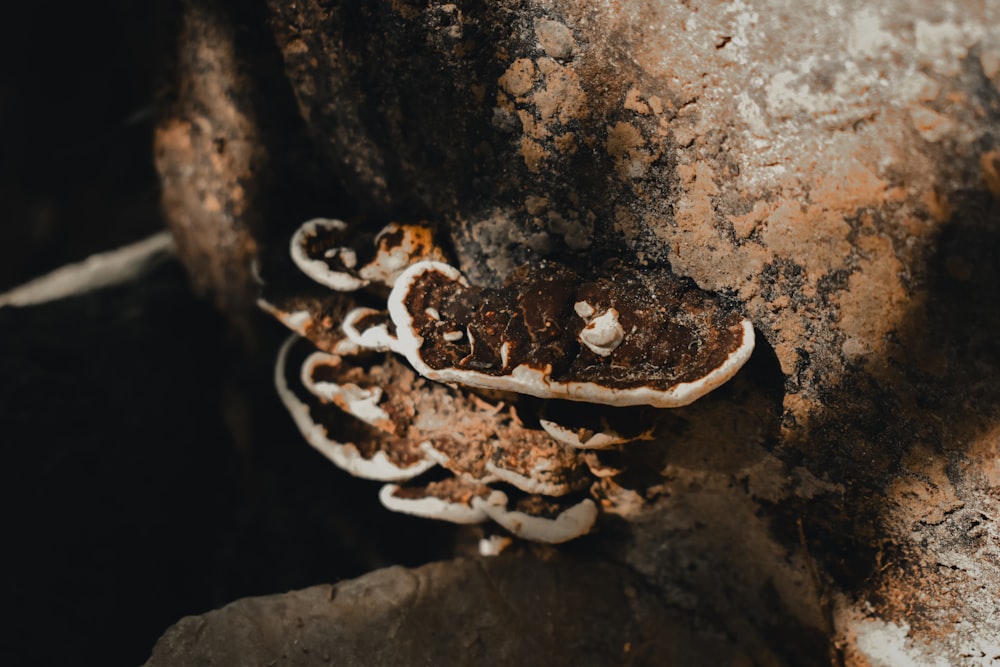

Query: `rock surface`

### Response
(146, 552, 749, 667)
(154, 0, 1000, 664)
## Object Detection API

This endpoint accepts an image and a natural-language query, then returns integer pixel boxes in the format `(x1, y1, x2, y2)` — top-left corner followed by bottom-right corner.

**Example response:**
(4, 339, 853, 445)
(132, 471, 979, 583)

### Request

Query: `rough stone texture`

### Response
(155, 0, 1000, 665)
(154, 0, 339, 339)
(146, 552, 750, 667)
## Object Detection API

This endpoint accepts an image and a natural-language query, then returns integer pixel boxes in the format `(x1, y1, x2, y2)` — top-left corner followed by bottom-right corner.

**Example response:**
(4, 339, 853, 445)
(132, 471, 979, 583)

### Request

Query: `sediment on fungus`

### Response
(484, 431, 591, 496)
(277, 331, 605, 540)
(387, 260, 755, 407)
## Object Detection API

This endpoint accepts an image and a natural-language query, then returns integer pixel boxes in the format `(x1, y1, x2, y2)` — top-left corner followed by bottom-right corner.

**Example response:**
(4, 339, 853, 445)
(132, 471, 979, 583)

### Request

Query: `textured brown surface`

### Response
(153, 0, 1000, 664)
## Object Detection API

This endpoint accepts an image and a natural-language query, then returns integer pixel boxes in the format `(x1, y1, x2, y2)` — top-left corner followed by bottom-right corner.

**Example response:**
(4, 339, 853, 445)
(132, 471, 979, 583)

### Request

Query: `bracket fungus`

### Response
(387, 259, 754, 407)
(290, 218, 369, 292)
(342, 307, 397, 352)
(378, 479, 499, 525)
(291, 218, 447, 293)
(275, 336, 435, 481)
(472, 492, 600, 544)
(538, 401, 655, 450)
(264, 219, 756, 543)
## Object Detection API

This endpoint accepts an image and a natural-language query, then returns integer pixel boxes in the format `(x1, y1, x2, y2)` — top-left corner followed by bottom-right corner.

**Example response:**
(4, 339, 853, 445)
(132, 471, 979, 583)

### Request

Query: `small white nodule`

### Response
(330, 246, 357, 268)
(573, 300, 595, 319)
(579, 308, 624, 357)
(478, 534, 512, 557)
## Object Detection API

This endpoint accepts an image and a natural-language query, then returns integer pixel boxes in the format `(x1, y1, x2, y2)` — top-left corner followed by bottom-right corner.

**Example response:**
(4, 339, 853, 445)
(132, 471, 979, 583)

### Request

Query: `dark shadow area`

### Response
(0, 1, 167, 291)
(2, 262, 459, 667)
(1, 1, 466, 664)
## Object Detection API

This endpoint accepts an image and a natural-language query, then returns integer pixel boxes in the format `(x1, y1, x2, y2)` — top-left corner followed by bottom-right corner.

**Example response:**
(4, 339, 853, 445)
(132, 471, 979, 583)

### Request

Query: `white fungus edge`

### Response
(290, 218, 370, 292)
(275, 335, 435, 482)
(483, 460, 574, 496)
(300, 351, 394, 430)
(471, 491, 599, 544)
(378, 484, 489, 524)
(342, 307, 398, 352)
(538, 418, 634, 449)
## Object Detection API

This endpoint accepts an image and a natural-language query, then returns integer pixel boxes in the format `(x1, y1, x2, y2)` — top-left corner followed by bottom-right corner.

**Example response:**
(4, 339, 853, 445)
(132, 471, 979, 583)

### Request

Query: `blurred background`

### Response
(0, 2, 164, 292)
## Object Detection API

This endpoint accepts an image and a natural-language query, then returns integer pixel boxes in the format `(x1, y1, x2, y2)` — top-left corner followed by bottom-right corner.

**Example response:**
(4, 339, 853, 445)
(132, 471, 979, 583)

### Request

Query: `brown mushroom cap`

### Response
(388, 260, 755, 407)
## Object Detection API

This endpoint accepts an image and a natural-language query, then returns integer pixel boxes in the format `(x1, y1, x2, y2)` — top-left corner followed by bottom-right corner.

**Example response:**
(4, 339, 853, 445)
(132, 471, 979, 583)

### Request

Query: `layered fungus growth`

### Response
(261, 219, 754, 544)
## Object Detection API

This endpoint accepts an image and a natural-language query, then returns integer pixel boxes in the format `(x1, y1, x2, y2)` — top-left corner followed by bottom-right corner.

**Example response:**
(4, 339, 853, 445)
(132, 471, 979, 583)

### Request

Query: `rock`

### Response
(154, 0, 1000, 663)
(145, 552, 750, 667)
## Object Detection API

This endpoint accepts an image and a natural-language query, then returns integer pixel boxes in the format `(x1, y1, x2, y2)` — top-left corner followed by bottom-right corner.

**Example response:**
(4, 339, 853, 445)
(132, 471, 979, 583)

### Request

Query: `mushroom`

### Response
(413, 400, 587, 493)
(484, 426, 591, 496)
(290, 218, 370, 292)
(290, 219, 447, 293)
(387, 259, 755, 408)
(275, 335, 435, 481)
(378, 478, 499, 524)
(300, 349, 396, 433)
(341, 307, 398, 352)
(296, 327, 586, 495)
(538, 401, 655, 449)
(267, 216, 759, 544)
(357, 222, 448, 288)
(471, 491, 599, 544)
(258, 290, 355, 354)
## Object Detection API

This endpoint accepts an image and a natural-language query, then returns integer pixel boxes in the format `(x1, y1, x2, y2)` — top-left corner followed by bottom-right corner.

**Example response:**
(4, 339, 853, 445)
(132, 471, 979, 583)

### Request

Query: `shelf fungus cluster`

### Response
(262, 218, 755, 544)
